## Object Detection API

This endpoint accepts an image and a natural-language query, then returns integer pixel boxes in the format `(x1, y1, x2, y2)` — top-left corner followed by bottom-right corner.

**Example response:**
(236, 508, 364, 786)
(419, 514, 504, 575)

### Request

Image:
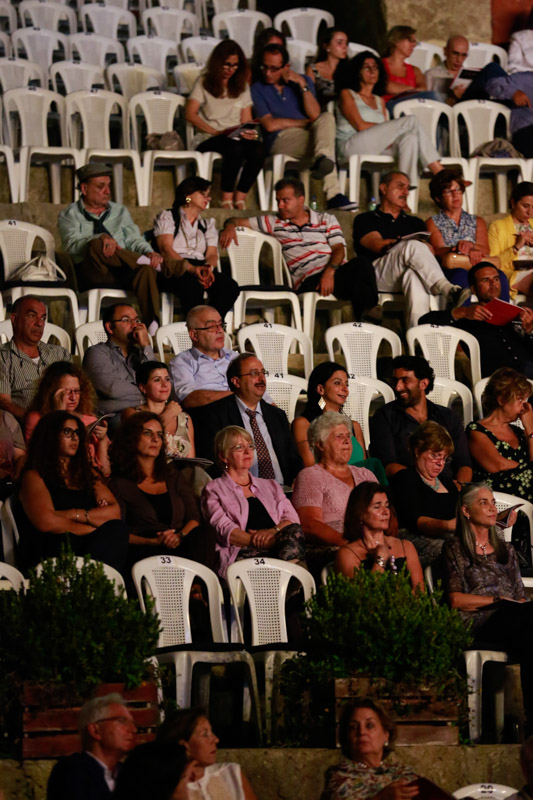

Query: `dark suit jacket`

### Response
(191, 394, 303, 485)
(47, 751, 112, 800)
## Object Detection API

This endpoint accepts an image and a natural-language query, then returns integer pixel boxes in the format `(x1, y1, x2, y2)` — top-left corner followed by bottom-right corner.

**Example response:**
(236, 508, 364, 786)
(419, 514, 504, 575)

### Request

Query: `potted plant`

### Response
(0, 549, 161, 757)
(280, 568, 472, 747)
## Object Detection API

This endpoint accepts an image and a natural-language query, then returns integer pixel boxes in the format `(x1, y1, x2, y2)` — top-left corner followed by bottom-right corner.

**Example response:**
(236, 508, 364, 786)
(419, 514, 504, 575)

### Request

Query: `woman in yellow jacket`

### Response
(489, 182, 533, 299)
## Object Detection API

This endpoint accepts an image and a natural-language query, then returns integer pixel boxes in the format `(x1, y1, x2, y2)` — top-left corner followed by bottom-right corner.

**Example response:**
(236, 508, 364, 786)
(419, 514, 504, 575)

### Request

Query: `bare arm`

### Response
(338, 89, 376, 131)
(449, 591, 500, 611)
(455, 465, 473, 484)
(291, 417, 315, 467)
(359, 230, 397, 256)
(219, 217, 252, 249)
(417, 516, 456, 537)
(19, 470, 98, 535)
(414, 66, 426, 90)
(402, 539, 424, 591)
(426, 217, 450, 260)
(468, 428, 521, 472)
(185, 97, 220, 136)
(385, 462, 407, 478)
(241, 773, 258, 800)
(297, 505, 347, 546)
(0, 393, 25, 421)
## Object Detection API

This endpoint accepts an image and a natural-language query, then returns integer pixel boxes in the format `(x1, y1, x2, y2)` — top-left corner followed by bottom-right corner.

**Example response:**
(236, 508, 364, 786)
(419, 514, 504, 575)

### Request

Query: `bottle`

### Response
(368, 196, 377, 211)
(310, 194, 318, 211)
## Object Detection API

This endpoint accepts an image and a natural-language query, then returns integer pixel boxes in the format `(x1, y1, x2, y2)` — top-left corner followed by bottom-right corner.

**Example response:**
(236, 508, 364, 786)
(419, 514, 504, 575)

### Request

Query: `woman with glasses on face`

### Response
(201, 426, 305, 579)
(109, 412, 214, 569)
(153, 176, 239, 319)
(185, 39, 265, 211)
(17, 411, 128, 573)
(390, 421, 459, 569)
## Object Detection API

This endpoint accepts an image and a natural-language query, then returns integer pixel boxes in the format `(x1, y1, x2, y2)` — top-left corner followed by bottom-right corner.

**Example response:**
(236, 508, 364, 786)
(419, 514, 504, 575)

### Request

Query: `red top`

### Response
(382, 58, 416, 102)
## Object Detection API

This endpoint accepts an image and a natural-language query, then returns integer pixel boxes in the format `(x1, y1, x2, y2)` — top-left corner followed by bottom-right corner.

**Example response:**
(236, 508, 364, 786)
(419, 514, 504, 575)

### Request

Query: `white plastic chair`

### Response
(453, 100, 528, 214)
(0, 144, 21, 202)
(325, 322, 402, 381)
(79, 0, 129, 8)
(338, 153, 395, 211)
(237, 322, 313, 379)
(493, 490, 533, 576)
(211, 10, 271, 58)
(0, 57, 44, 92)
(454, 785, 517, 799)
(50, 61, 106, 94)
(179, 34, 218, 63)
(392, 97, 457, 158)
(132, 555, 262, 724)
(0, 318, 71, 351)
(0, 2, 17, 34)
(75, 319, 107, 357)
(0, 31, 11, 57)
(69, 33, 126, 67)
(107, 62, 165, 100)
(11, 28, 69, 75)
(264, 375, 307, 423)
(406, 41, 444, 72)
(406, 323, 482, 387)
(0, 561, 25, 591)
(285, 38, 316, 74)
(142, 8, 199, 41)
(463, 43, 508, 71)
(35, 556, 126, 595)
(173, 62, 203, 95)
(0, 220, 79, 331)
(465, 644, 510, 743)
(0, 495, 19, 567)
(347, 41, 380, 59)
(273, 8, 334, 45)
(226, 228, 302, 331)
(426, 376, 474, 426)
(127, 35, 179, 78)
(19, 1, 77, 34)
(155, 321, 232, 361)
(80, 4, 137, 40)
(342, 376, 395, 449)
(226, 557, 315, 742)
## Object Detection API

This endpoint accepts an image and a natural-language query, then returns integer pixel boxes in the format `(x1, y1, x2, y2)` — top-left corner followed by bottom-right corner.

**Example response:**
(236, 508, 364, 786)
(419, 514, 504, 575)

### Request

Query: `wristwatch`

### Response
(301, 85, 309, 92)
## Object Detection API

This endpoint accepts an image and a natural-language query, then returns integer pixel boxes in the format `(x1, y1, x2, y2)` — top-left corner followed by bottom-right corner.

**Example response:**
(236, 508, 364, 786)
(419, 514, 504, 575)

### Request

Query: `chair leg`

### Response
(174, 653, 193, 709)
(301, 292, 317, 341)
(263, 653, 275, 745)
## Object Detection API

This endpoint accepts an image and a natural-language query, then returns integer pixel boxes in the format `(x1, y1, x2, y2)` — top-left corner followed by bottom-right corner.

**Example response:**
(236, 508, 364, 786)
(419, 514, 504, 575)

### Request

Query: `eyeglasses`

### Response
(261, 64, 283, 73)
(362, 64, 379, 71)
(230, 443, 256, 452)
(239, 369, 269, 378)
(442, 187, 464, 196)
(223, 61, 239, 69)
(111, 316, 141, 325)
(97, 715, 136, 729)
(193, 322, 227, 332)
(141, 428, 164, 440)
(426, 451, 452, 464)
(61, 427, 80, 439)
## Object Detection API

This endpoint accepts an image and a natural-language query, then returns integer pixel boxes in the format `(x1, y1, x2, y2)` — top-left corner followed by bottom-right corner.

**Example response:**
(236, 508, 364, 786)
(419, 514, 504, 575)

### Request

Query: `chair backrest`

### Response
(0, 219, 56, 276)
(19, 1, 77, 34)
(35, 556, 126, 595)
(342, 376, 395, 448)
(211, 10, 272, 58)
(285, 38, 316, 74)
(347, 41, 380, 59)
(3, 86, 65, 147)
(453, 100, 511, 157)
(180, 34, 218, 63)
(226, 557, 315, 645)
(427, 376, 474, 425)
(0, 57, 44, 92)
(107, 63, 165, 101)
(141, 8, 199, 40)
(127, 35, 178, 77)
(392, 97, 455, 155)
(0, 319, 70, 350)
(80, 4, 137, 39)
(0, 495, 20, 567)
(325, 322, 402, 381)
(12, 28, 68, 74)
(128, 90, 185, 152)
(474, 376, 533, 418)
(453, 784, 518, 799)
(226, 227, 287, 287)
(406, 323, 482, 387)
(406, 41, 444, 72)
(264, 375, 307, 423)
(65, 88, 128, 149)
(173, 62, 203, 95)
(0, 30, 11, 57)
(75, 321, 107, 358)
(69, 33, 126, 66)
(0, 560, 25, 591)
(492, 490, 533, 561)
(155, 321, 232, 360)
(0, 2, 17, 34)
(273, 8, 334, 44)
(237, 322, 313, 379)
(50, 60, 106, 94)
(463, 43, 509, 71)
(132, 555, 228, 647)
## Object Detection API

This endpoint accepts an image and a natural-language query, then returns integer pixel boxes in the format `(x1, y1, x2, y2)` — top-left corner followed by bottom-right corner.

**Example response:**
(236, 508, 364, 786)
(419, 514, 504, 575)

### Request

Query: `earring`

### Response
(318, 397, 326, 411)
(186, 196, 191, 204)
(384, 740, 389, 747)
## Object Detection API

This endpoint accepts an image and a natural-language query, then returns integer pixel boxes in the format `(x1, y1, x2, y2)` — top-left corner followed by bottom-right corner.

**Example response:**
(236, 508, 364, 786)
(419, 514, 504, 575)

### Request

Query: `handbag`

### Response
(9, 253, 67, 282)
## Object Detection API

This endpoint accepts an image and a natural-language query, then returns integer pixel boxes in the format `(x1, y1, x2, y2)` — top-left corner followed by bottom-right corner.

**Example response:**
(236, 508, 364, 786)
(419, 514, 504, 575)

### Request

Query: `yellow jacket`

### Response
(488, 214, 533, 284)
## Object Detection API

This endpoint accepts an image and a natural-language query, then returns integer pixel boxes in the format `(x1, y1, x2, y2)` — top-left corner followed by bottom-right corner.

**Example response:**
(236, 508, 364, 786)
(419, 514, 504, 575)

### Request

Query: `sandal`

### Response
(221, 200, 234, 210)
(234, 200, 246, 210)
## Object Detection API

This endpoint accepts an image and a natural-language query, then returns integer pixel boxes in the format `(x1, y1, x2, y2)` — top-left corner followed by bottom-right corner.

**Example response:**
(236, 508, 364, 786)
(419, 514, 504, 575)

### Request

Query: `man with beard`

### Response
(369, 355, 472, 486)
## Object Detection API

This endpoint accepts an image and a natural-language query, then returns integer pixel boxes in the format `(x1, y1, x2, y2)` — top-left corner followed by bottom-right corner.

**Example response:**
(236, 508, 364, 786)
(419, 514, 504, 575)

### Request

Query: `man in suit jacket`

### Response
(47, 693, 137, 800)
(192, 352, 303, 485)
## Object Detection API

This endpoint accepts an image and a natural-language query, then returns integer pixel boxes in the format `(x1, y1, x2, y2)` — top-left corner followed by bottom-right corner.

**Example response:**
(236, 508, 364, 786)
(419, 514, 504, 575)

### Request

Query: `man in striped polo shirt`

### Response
(219, 178, 377, 321)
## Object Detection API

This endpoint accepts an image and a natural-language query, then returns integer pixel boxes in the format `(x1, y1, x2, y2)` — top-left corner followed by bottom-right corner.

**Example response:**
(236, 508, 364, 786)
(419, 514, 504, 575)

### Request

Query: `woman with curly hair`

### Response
(109, 411, 214, 569)
(186, 39, 265, 210)
(17, 411, 127, 573)
(24, 361, 111, 475)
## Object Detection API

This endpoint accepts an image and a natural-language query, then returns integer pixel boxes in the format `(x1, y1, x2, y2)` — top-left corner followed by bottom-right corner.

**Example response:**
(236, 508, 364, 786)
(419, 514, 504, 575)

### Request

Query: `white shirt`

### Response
(509, 29, 533, 73)
(86, 751, 117, 792)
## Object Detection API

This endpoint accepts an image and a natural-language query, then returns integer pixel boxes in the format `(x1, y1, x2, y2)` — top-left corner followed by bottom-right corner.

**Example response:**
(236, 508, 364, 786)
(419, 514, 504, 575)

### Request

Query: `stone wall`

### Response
(383, 0, 493, 44)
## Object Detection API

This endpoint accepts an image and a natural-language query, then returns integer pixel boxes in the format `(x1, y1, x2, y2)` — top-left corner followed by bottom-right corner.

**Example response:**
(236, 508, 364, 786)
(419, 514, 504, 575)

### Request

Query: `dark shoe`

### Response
(311, 156, 334, 179)
(361, 304, 383, 324)
(445, 285, 464, 310)
(326, 193, 358, 212)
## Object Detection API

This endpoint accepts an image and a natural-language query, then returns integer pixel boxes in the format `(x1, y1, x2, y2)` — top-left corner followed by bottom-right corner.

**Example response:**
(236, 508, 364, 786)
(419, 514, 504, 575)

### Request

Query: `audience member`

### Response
(425, 35, 505, 104)
(0, 296, 71, 420)
(114, 742, 194, 800)
(336, 53, 443, 192)
(192, 353, 302, 485)
(47, 693, 137, 800)
(322, 698, 420, 800)
(467, 367, 533, 502)
(292, 412, 377, 549)
(250, 43, 355, 211)
(488, 181, 533, 301)
(220, 177, 378, 322)
(153, 177, 239, 317)
(185, 40, 265, 210)
(370, 355, 472, 485)
(156, 708, 258, 800)
(444, 483, 533, 737)
(508, 737, 533, 800)
(390, 421, 458, 568)
(24, 362, 110, 476)
(58, 165, 184, 331)
(353, 171, 460, 328)
(170, 305, 236, 409)
(109, 412, 214, 570)
(382, 25, 435, 111)
(419, 262, 533, 378)
(201, 425, 305, 578)
(250, 27, 286, 84)
(486, 71, 533, 159)
(335, 482, 424, 590)
(427, 168, 509, 298)
(17, 411, 128, 574)
(305, 27, 349, 109)
(0, 410, 25, 498)
(83, 304, 156, 415)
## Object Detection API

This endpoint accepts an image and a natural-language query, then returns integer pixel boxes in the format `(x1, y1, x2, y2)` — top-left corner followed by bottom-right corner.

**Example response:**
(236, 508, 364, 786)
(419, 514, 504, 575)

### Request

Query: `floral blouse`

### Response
(431, 209, 477, 247)
(466, 421, 533, 502)
(322, 755, 418, 800)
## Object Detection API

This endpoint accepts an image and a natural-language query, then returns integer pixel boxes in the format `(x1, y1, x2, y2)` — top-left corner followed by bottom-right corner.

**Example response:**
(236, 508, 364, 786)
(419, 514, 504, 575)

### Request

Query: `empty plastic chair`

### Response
(69, 32, 126, 66)
(180, 34, 218, 63)
(127, 34, 179, 77)
(141, 8, 199, 41)
(50, 61, 106, 94)
(12, 28, 69, 74)
(273, 8, 334, 44)
(211, 10, 271, 58)
(19, 1, 77, 34)
(80, 4, 137, 40)
(0, 57, 44, 92)
(107, 62, 166, 100)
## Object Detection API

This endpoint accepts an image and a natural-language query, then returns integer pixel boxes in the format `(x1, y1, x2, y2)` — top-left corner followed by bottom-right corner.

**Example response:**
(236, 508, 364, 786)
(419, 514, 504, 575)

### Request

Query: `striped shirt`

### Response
(248, 209, 347, 290)
(0, 339, 71, 410)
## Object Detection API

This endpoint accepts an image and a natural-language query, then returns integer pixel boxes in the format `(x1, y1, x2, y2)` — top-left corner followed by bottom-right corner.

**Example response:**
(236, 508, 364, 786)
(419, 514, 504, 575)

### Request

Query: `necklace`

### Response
(476, 539, 490, 558)
(420, 474, 440, 492)
(235, 475, 252, 488)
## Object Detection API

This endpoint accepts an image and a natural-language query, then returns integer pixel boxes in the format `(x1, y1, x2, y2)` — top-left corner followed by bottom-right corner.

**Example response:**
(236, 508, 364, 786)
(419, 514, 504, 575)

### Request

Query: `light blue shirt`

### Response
(170, 346, 238, 403)
(235, 395, 284, 485)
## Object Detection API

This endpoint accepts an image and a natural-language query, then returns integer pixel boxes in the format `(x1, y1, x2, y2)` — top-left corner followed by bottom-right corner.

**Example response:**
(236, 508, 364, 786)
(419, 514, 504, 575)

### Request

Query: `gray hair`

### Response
(185, 305, 218, 330)
(78, 693, 126, 749)
(308, 411, 352, 461)
(457, 483, 507, 563)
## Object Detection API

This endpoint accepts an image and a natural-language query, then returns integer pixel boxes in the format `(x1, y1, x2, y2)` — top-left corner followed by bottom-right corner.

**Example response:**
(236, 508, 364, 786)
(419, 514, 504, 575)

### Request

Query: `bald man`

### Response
(426, 34, 505, 105)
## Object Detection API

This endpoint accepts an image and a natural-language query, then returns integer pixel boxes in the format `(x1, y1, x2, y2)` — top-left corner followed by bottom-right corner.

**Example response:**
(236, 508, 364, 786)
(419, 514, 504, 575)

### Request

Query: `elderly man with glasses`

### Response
(47, 693, 137, 800)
